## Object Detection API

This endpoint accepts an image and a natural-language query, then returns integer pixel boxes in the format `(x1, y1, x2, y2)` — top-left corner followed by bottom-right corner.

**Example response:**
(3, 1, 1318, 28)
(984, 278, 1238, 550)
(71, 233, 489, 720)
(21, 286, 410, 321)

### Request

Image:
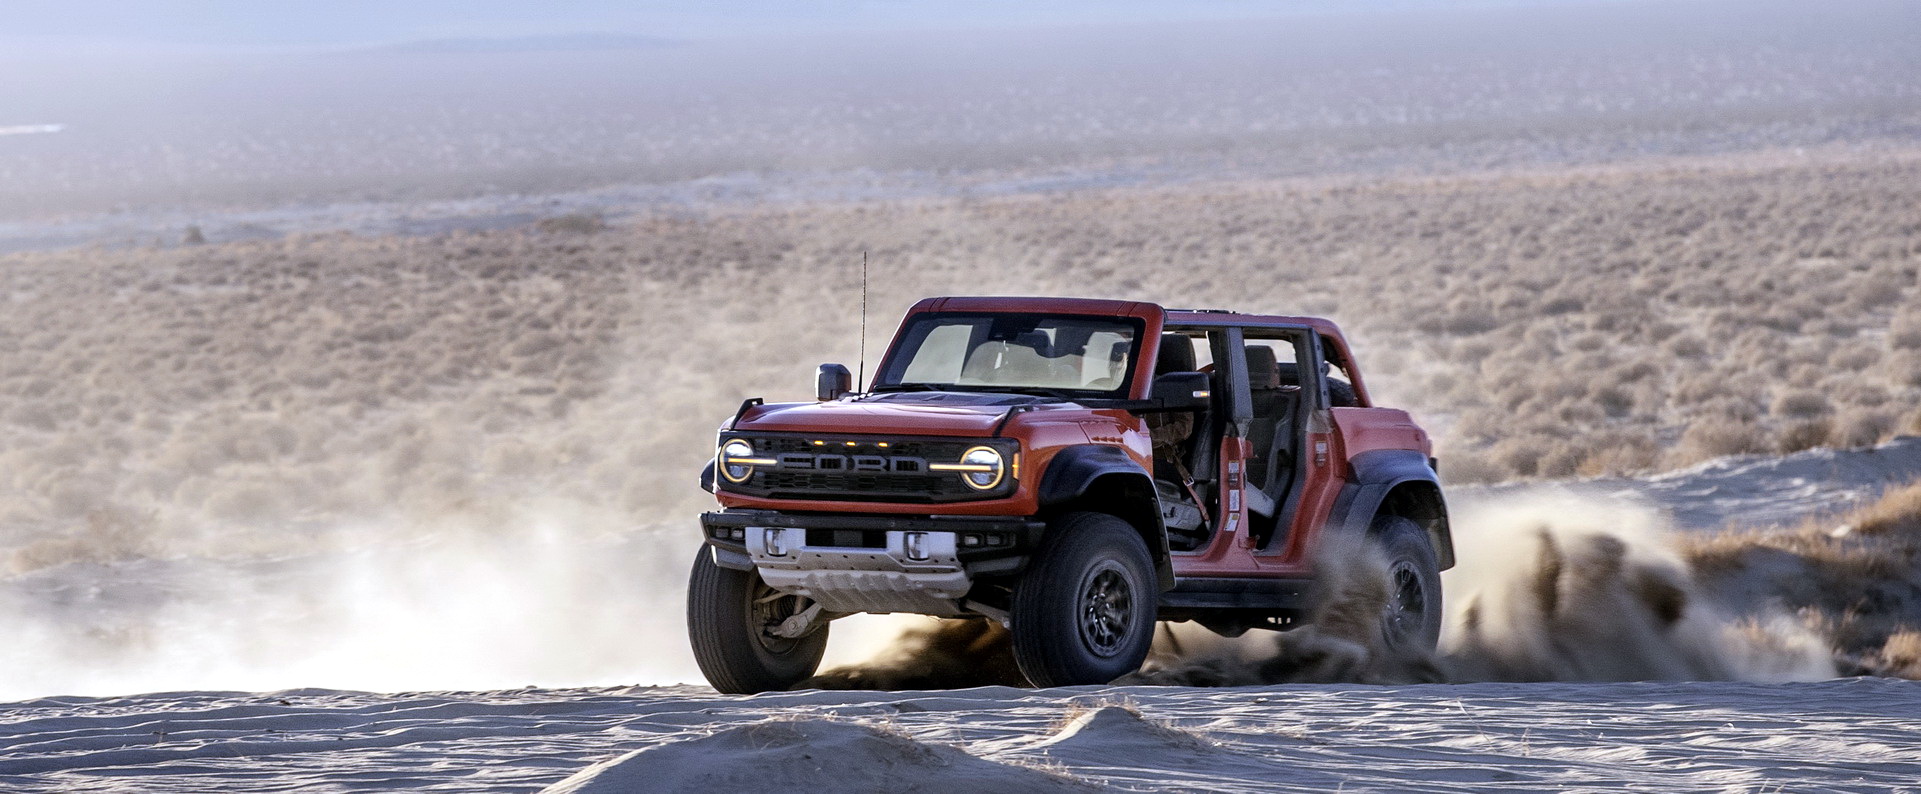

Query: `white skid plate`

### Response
(747, 528, 971, 615)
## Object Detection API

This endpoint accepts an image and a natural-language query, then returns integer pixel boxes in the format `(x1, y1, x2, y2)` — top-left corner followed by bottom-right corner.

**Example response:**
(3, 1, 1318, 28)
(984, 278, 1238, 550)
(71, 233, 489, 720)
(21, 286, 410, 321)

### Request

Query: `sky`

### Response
(3, 0, 1608, 50)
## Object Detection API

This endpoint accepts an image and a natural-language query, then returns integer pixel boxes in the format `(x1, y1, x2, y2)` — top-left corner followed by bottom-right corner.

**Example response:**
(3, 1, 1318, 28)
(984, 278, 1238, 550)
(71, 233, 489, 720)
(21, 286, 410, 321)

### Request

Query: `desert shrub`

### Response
(1832, 347, 1882, 372)
(1567, 332, 1608, 353)
(1777, 420, 1833, 454)
(1676, 416, 1769, 462)
(1874, 631, 1921, 680)
(1670, 372, 1728, 406)
(1848, 271, 1910, 312)
(1889, 313, 1921, 352)
(1417, 312, 1501, 336)
(1435, 447, 1503, 485)
(1591, 386, 1634, 418)
(1539, 296, 1584, 315)
(1574, 434, 1661, 477)
(1831, 408, 1898, 449)
(1681, 477, 1921, 665)
(534, 212, 608, 235)
(1849, 481, 1921, 537)
(1533, 441, 1587, 479)
(1770, 389, 1831, 419)
(1489, 434, 1557, 478)
(1828, 380, 1890, 408)
(1888, 351, 1921, 389)
(1663, 335, 1709, 359)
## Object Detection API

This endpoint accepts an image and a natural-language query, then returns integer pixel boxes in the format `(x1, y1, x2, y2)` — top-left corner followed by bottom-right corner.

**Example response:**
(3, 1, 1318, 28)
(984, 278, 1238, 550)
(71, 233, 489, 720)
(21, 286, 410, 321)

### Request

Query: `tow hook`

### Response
(770, 602, 825, 638)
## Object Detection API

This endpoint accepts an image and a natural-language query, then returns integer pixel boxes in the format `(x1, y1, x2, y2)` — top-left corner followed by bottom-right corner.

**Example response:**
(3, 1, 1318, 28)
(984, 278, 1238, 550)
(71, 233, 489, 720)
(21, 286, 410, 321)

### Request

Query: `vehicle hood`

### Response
(731, 393, 1075, 437)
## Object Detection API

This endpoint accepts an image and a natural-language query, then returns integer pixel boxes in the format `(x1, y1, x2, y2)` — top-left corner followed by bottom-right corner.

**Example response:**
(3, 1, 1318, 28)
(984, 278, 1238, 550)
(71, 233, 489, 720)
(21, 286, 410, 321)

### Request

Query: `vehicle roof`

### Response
(905, 296, 1346, 338)
(909, 296, 1161, 320)
(1163, 308, 1346, 339)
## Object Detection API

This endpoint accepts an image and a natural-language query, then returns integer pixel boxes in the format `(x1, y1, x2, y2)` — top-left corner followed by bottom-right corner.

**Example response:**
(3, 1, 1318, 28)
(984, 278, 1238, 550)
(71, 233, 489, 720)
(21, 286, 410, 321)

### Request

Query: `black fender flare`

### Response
(1326, 449, 1455, 569)
(1036, 444, 1176, 590)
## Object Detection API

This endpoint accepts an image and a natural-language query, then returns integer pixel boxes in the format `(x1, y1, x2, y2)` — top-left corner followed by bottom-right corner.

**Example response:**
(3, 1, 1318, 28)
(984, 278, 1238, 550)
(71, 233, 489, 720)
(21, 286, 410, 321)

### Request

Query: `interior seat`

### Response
(1273, 362, 1359, 407)
(960, 331, 1060, 385)
(1243, 346, 1284, 489)
(1155, 331, 1195, 375)
(1150, 332, 1213, 482)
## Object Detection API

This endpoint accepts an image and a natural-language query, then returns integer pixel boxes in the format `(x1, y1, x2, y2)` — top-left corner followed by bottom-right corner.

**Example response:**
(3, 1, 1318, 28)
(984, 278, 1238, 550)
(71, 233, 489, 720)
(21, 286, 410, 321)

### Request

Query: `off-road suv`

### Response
(689, 297, 1453, 692)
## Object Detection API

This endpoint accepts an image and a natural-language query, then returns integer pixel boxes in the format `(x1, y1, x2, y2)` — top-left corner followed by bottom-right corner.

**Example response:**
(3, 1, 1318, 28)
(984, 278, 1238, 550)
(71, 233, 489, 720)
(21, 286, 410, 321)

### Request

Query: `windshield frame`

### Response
(871, 311, 1149, 400)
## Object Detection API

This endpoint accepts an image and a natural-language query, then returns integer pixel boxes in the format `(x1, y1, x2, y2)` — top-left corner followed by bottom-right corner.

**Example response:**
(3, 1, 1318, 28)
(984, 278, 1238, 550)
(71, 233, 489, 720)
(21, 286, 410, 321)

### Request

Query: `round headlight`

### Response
(958, 446, 1004, 490)
(718, 439, 757, 483)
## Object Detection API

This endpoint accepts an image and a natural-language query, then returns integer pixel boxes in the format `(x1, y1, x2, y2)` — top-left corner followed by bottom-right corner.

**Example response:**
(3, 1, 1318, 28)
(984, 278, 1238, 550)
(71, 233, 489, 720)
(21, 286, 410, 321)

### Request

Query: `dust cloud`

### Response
(0, 511, 702, 699)
(806, 617, 1027, 691)
(1436, 493, 1836, 684)
(817, 491, 1845, 690)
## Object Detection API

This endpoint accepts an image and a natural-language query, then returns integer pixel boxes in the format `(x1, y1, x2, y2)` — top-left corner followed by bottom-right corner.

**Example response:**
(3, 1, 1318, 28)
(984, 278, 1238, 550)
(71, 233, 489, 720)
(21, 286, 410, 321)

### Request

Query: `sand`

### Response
(1468, 436, 1921, 533)
(2, 440, 1918, 790)
(3, 680, 1919, 792)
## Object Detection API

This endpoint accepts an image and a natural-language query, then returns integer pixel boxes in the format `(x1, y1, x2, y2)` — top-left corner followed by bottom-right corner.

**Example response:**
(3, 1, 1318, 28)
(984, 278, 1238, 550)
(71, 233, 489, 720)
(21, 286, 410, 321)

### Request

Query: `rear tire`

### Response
(1010, 512, 1158, 687)
(1372, 515, 1443, 653)
(686, 547, 828, 694)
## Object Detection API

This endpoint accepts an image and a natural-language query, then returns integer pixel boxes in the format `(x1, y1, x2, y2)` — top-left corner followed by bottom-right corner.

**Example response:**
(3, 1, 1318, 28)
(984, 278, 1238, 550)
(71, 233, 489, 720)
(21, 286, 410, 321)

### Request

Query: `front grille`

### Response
(720, 433, 1013, 503)
(763, 471, 953, 497)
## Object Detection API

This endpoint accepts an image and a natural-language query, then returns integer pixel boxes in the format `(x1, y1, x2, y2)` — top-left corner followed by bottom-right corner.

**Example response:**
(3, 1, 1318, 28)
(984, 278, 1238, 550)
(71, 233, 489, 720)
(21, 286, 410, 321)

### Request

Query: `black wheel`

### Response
(1010, 512, 1158, 687)
(1372, 515, 1443, 652)
(686, 547, 828, 694)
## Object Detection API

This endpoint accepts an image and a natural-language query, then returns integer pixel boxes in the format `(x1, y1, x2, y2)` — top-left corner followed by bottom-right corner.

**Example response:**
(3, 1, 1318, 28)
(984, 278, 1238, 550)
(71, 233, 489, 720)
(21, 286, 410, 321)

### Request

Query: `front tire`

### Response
(1372, 515, 1443, 653)
(686, 547, 828, 694)
(1010, 512, 1158, 687)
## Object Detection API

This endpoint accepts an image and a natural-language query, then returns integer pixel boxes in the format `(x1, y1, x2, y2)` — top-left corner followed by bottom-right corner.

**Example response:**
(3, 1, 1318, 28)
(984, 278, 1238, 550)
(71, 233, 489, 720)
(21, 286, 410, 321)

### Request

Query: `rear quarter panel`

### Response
(1332, 407, 1431, 458)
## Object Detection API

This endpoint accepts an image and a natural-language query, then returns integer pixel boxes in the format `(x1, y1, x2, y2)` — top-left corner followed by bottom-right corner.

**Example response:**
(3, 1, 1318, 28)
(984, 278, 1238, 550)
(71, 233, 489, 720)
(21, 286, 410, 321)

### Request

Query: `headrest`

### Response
(1155, 333, 1195, 374)
(1011, 330, 1053, 356)
(1244, 346, 1280, 389)
(1273, 362, 1303, 387)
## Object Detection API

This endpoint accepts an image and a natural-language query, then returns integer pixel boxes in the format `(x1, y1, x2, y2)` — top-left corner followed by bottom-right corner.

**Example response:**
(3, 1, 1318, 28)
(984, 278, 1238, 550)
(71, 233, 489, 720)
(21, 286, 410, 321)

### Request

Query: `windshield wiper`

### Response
(995, 386, 1081, 401)
(872, 383, 1082, 401)
(869, 382, 949, 393)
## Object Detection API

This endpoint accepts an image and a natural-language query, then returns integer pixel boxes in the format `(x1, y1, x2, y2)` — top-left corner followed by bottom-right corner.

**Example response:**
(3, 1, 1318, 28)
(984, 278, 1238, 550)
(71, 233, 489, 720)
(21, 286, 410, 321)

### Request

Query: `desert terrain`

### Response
(3, 0, 1921, 790)
(3, 141, 1919, 789)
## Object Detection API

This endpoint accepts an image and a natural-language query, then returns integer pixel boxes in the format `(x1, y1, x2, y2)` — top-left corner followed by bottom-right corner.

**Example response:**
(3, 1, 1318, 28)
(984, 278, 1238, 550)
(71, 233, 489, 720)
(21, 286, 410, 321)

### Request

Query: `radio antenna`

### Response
(858, 250, 869, 392)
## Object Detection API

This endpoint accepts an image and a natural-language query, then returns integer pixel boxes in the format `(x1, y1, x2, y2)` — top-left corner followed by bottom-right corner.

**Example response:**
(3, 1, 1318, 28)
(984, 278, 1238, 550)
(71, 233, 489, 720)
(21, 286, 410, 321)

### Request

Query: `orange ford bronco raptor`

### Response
(689, 296, 1452, 692)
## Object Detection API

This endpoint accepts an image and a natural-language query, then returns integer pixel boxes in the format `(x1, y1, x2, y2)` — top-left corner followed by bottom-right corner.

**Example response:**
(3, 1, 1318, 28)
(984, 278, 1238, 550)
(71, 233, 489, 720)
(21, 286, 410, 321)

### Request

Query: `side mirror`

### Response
(816, 363, 853, 401)
(1151, 371, 1211, 410)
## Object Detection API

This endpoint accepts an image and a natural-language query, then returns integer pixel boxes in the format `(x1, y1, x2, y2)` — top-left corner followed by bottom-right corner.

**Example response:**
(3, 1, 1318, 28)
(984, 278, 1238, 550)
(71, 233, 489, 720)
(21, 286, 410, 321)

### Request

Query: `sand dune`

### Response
(543, 718, 1092, 793)
(4, 679, 1920, 791)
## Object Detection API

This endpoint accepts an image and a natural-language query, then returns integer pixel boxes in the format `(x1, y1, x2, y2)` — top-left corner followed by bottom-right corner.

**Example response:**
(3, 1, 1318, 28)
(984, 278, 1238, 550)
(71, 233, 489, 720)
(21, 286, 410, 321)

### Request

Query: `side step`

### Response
(1158, 576, 1312, 613)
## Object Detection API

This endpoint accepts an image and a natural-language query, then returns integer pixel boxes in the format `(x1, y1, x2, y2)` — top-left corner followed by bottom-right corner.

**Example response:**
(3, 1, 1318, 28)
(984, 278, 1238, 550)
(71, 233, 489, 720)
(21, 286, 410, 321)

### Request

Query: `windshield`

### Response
(875, 313, 1145, 397)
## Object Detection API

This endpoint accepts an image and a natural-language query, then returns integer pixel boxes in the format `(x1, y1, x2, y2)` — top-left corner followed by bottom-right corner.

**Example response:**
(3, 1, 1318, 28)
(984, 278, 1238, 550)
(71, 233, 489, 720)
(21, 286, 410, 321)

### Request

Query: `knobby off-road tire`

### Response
(1010, 512, 1158, 687)
(1372, 515, 1443, 653)
(686, 547, 828, 694)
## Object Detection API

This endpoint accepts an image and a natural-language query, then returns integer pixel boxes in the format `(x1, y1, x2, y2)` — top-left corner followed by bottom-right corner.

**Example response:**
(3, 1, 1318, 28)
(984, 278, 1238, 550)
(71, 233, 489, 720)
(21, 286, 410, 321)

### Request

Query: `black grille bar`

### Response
(718, 432, 1015, 503)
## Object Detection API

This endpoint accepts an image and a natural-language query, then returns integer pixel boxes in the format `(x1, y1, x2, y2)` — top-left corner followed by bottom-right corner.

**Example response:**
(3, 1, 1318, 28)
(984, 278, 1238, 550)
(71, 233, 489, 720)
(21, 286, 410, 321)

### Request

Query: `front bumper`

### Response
(699, 509, 1044, 615)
